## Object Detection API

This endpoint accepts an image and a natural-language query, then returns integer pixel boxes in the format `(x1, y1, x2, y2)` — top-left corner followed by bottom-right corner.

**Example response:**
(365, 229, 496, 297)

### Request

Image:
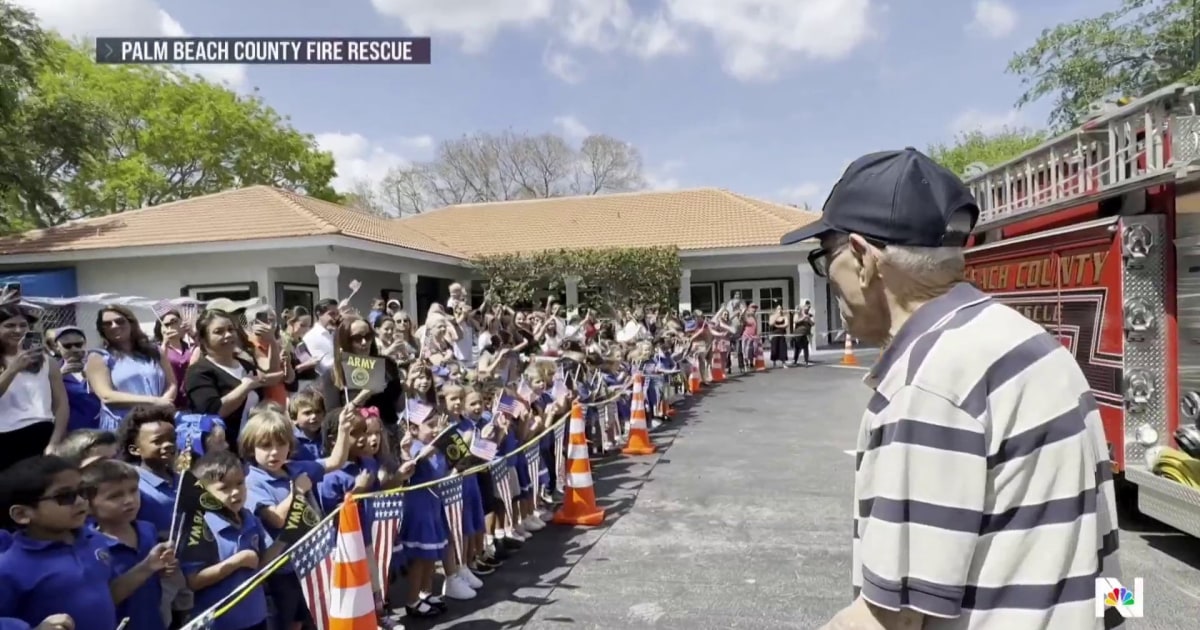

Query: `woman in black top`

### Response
(184, 310, 265, 445)
(318, 314, 403, 425)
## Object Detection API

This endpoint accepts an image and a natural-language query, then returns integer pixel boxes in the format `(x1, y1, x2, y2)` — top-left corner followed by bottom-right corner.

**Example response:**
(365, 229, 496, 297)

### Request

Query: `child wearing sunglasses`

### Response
(0, 456, 173, 630)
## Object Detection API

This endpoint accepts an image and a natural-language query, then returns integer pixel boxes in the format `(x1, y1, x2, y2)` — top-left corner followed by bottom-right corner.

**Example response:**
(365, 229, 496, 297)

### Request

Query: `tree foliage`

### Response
(471, 247, 680, 314)
(376, 131, 647, 215)
(927, 128, 1047, 178)
(1009, 0, 1200, 130)
(0, 5, 340, 234)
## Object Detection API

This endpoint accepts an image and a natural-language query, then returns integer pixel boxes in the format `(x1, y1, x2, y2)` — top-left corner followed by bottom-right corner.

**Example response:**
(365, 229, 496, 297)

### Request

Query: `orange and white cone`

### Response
(553, 402, 605, 526)
(711, 348, 726, 382)
(329, 496, 378, 630)
(688, 361, 702, 394)
(623, 373, 657, 456)
(842, 335, 858, 366)
(754, 343, 767, 372)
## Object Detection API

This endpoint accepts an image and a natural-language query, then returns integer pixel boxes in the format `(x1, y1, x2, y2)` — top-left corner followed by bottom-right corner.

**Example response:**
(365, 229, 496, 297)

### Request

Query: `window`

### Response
(183, 282, 256, 303)
(757, 286, 785, 335)
(689, 283, 716, 314)
(276, 283, 318, 314)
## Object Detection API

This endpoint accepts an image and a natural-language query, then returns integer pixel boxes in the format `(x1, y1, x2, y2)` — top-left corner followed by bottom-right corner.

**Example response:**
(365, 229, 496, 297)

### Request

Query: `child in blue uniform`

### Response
(398, 415, 450, 620)
(286, 391, 325, 462)
(81, 459, 173, 630)
(182, 450, 285, 630)
(467, 396, 506, 564)
(460, 389, 496, 575)
(441, 386, 487, 589)
(238, 406, 353, 630)
(0, 456, 173, 630)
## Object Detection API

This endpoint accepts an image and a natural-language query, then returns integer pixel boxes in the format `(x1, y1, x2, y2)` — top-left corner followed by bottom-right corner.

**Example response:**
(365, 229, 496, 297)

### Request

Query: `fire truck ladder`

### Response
(966, 83, 1200, 232)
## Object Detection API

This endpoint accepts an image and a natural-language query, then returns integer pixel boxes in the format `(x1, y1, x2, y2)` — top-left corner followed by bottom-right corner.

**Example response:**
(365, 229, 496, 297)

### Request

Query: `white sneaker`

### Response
(443, 574, 477, 600)
(457, 566, 483, 589)
(539, 509, 555, 522)
(522, 516, 545, 531)
(505, 527, 527, 542)
(514, 523, 532, 537)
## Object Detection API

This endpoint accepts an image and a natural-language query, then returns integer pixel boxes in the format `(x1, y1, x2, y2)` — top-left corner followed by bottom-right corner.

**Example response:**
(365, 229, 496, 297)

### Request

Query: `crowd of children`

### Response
(0, 288, 782, 630)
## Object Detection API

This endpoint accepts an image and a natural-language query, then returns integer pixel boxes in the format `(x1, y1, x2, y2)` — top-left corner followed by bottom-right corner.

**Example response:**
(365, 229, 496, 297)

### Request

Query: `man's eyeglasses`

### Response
(806, 236, 887, 278)
(39, 487, 87, 506)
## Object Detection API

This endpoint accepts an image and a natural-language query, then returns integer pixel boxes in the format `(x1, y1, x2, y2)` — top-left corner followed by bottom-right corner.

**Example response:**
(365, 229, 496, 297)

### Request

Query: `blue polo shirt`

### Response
(317, 457, 380, 515)
(0, 619, 30, 630)
(0, 530, 119, 630)
(63, 373, 102, 431)
(93, 521, 164, 630)
(292, 427, 323, 462)
(135, 467, 179, 538)
(181, 510, 268, 630)
(245, 461, 324, 573)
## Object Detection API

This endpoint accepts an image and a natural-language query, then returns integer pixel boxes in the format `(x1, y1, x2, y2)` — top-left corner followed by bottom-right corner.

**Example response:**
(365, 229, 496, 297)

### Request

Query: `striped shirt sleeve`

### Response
(857, 384, 986, 618)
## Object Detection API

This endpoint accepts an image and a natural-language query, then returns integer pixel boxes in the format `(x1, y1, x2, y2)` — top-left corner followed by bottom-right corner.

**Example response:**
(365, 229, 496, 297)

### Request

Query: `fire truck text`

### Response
(965, 251, 1108, 291)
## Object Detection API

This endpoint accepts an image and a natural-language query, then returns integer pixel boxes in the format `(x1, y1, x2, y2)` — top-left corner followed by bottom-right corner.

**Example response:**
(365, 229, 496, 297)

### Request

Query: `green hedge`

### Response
(470, 246, 681, 315)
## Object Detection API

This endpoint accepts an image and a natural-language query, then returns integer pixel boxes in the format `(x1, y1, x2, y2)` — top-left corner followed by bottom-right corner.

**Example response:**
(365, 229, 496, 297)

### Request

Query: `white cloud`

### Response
(949, 109, 1025, 135)
(661, 0, 874, 81)
(316, 132, 412, 191)
(646, 159, 685, 190)
(371, 0, 867, 84)
(370, 0, 556, 53)
(553, 115, 591, 140)
(967, 0, 1017, 39)
(397, 135, 435, 153)
(543, 48, 585, 83)
(14, 0, 247, 88)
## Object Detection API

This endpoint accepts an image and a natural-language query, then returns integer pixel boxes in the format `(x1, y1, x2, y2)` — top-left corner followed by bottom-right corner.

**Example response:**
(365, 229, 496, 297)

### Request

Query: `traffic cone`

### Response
(711, 349, 726, 382)
(688, 361, 702, 394)
(623, 373, 657, 456)
(754, 344, 767, 371)
(553, 402, 605, 526)
(842, 335, 858, 366)
(329, 496, 378, 630)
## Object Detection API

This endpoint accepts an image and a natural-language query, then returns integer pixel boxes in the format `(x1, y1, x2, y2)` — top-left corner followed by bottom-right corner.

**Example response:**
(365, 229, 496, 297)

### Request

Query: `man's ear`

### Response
(848, 234, 881, 285)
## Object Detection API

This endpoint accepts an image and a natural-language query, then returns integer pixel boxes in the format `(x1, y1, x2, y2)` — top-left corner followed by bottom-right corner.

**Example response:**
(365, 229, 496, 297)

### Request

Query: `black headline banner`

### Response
(95, 37, 432, 65)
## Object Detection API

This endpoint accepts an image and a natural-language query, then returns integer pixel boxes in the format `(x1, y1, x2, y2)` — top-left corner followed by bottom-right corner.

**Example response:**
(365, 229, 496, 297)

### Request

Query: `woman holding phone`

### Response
(0, 302, 69, 467)
(244, 303, 290, 406)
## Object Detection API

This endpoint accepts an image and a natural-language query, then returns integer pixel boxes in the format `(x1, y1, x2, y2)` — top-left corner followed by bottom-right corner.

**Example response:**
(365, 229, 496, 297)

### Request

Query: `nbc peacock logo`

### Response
(1104, 587, 1134, 608)
(1095, 578, 1144, 618)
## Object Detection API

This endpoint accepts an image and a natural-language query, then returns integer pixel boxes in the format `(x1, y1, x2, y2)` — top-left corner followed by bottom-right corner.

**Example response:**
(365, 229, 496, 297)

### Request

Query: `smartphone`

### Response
(254, 309, 272, 324)
(21, 331, 43, 371)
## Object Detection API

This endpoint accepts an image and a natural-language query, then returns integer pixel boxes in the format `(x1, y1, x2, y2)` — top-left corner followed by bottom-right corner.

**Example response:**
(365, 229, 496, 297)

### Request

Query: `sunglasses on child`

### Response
(39, 487, 87, 506)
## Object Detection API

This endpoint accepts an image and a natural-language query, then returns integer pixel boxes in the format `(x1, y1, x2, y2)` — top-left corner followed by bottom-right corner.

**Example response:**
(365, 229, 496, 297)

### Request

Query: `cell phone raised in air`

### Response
(20, 331, 43, 372)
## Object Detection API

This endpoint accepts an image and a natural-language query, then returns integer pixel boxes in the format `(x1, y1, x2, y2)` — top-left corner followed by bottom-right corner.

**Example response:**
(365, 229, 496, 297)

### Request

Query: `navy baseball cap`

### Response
(780, 148, 980, 247)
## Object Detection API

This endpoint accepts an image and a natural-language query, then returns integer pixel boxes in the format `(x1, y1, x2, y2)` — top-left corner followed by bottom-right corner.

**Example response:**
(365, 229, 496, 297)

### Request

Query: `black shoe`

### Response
(405, 600, 442, 618)
(500, 537, 523, 551)
(478, 552, 502, 568)
(423, 594, 449, 612)
(469, 562, 495, 576)
(491, 545, 512, 561)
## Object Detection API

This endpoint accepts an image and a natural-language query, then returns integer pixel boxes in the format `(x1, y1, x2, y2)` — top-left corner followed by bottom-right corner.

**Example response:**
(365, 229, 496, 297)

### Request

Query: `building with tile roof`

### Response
(0, 186, 833, 341)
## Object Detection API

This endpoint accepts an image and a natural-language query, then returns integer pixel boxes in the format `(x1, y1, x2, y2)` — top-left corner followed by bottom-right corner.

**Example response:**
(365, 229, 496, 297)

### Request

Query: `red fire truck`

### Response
(961, 83, 1200, 538)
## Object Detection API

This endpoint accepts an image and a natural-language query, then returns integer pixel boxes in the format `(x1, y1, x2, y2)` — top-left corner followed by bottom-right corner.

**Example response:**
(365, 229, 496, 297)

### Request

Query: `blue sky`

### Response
(20, 0, 1121, 209)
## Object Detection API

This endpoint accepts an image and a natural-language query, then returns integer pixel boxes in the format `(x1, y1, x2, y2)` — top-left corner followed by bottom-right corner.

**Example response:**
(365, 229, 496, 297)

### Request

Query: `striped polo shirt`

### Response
(851, 282, 1123, 629)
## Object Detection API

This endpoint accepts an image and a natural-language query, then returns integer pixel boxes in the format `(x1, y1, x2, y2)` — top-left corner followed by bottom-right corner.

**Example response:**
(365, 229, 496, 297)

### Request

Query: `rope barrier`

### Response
(195, 409, 574, 623)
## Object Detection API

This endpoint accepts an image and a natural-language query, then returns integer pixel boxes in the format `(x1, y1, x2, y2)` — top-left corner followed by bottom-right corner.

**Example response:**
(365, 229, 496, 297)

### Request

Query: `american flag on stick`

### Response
(551, 367, 569, 400)
(362, 494, 404, 592)
(151, 299, 175, 320)
(292, 514, 339, 630)
(436, 477, 465, 565)
(490, 457, 517, 527)
(493, 392, 520, 417)
(405, 398, 434, 424)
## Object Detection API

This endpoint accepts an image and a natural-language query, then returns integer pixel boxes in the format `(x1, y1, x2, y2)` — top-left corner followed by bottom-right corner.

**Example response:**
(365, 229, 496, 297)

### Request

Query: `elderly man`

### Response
(782, 148, 1123, 630)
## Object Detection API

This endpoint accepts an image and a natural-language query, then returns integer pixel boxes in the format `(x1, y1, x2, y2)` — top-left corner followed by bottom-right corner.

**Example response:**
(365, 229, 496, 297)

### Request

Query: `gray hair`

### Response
(878, 209, 975, 297)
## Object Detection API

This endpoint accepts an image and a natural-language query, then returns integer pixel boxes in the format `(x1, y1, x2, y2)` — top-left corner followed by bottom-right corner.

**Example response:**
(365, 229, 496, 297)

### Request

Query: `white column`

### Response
(678, 268, 693, 313)
(314, 263, 340, 301)
(795, 263, 816, 307)
(402, 272, 419, 323)
(564, 276, 580, 308)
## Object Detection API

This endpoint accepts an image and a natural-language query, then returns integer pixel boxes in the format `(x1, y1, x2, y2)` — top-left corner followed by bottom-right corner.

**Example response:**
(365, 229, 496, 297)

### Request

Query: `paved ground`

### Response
(406, 350, 1200, 629)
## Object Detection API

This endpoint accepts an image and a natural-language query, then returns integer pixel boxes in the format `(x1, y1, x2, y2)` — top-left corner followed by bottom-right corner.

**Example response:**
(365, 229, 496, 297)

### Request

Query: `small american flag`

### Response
(293, 514, 339, 630)
(436, 477, 465, 565)
(554, 422, 567, 493)
(362, 494, 404, 591)
(551, 368, 569, 400)
(494, 393, 519, 417)
(469, 438, 498, 461)
(490, 458, 516, 525)
(516, 379, 535, 404)
(526, 450, 542, 503)
(405, 398, 434, 424)
(151, 299, 175, 319)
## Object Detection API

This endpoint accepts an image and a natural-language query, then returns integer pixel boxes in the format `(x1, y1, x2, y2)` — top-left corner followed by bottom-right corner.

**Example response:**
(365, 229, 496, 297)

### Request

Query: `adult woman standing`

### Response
(243, 304, 290, 407)
(768, 305, 790, 368)
(318, 315, 403, 424)
(184, 310, 266, 445)
(155, 308, 194, 409)
(87, 305, 177, 431)
(0, 303, 69, 466)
